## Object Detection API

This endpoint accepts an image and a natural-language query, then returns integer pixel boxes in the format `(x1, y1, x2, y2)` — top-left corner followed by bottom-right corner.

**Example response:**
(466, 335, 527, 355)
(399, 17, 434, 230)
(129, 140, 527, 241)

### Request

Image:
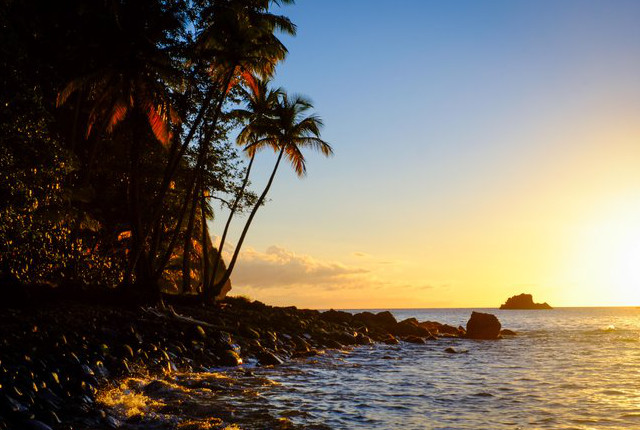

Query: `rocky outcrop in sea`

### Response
(500, 293, 552, 310)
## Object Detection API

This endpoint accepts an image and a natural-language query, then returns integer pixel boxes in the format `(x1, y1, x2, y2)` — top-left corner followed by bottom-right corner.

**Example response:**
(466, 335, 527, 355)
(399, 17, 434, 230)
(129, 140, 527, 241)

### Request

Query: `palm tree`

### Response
(154, 1, 296, 286)
(55, 0, 184, 296)
(205, 91, 332, 301)
(206, 75, 281, 296)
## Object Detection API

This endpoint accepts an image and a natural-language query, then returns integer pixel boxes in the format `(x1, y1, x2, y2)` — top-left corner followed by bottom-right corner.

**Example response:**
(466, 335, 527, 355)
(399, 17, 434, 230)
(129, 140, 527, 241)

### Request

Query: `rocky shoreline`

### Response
(0, 297, 514, 429)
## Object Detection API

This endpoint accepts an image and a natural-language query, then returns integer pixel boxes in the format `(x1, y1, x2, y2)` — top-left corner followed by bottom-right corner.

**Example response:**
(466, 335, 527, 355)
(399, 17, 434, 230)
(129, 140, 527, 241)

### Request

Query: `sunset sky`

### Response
(215, 0, 640, 309)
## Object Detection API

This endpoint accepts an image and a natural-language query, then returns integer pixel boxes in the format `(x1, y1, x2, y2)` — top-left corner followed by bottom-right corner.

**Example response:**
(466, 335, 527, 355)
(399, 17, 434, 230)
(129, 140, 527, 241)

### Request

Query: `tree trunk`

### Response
(151, 68, 236, 281)
(127, 88, 216, 280)
(206, 152, 254, 296)
(206, 146, 285, 302)
(181, 181, 200, 293)
(200, 193, 210, 294)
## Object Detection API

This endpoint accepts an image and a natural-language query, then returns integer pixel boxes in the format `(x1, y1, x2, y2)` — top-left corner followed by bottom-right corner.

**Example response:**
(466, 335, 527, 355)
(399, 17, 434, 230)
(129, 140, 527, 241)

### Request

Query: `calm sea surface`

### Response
(248, 307, 640, 429)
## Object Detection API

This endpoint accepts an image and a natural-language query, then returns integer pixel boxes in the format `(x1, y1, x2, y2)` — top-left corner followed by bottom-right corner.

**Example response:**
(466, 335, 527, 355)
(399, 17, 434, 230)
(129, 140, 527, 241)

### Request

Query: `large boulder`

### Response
(465, 311, 501, 340)
(392, 318, 431, 337)
(352, 311, 397, 330)
(500, 293, 552, 309)
(320, 309, 354, 325)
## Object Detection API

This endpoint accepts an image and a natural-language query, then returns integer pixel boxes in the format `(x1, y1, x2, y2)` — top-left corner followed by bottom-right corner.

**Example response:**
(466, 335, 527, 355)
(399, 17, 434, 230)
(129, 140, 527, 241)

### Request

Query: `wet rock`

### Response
(335, 331, 358, 346)
(291, 349, 320, 359)
(436, 324, 460, 336)
(219, 350, 242, 366)
(320, 309, 353, 325)
(466, 312, 501, 340)
(143, 380, 174, 396)
(256, 349, 283, 366)
(292, 335, 310, 351)
(104, 415, 123, 428)
(323, 339, 343, 349)
(121, 344, 134, 359)
(354, 333, 373, 345)
(239, 324, 260, 339)
(194, 325, 207, 339)
(402, 335, 426, 344)
(381, 334, 399, 345)
(1, 394, 29, 415)
(353, 311, 397, 330)
(444, 347, 468, 354)
(22, 420, 54, 430)
(500, 329, 517, 336)
(393, 318, 431, 337)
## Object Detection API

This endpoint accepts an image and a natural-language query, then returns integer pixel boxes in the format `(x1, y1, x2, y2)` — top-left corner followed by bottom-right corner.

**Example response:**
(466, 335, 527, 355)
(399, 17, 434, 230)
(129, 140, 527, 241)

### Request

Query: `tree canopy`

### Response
(0, 0, 331, 304)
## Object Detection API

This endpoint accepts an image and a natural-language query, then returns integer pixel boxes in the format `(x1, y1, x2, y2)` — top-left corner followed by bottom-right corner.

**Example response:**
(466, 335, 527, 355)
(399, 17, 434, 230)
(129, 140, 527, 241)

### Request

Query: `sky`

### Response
(213, 0, 640, 309)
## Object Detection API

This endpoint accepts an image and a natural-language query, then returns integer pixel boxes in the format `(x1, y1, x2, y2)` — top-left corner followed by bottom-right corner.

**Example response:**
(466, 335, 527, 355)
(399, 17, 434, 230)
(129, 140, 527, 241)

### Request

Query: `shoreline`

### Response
(0, 296, 504, 429)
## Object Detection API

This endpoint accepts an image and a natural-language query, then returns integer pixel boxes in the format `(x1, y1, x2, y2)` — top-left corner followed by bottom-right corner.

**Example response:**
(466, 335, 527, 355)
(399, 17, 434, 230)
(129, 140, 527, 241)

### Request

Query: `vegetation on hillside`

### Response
(0, 0, 331, 303)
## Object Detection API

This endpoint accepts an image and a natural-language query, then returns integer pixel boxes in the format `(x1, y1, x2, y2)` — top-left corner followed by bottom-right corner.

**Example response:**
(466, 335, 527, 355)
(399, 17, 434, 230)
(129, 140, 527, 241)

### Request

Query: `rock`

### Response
(335, 331, 358, 346)
(354, 333, 373, 345)
(323, 339, 343, 349)
(121, 344, 134, 359)
(239, 324, 260, 339)
(402, 335, 426, 344)
(256, 349, 283, 366)
(381, 334, 399, 345)
(219, 350, 242, 366)
(291, 349, 320, 359)
(437, 324, 460, 336)
(500, 329, 517, 336)
(320, 309, 353, 325)
(500, 293, 552, 309)
(444, 347, 468, 354)
(352, 311, 397, 330)
(393, 318, 431, 337)
(466, 312, 501, 340)
(142, 380, 174, 396)
(194, 325, 207, 339)
(105, 415, 123, 428)
(22, 420, 53, 430)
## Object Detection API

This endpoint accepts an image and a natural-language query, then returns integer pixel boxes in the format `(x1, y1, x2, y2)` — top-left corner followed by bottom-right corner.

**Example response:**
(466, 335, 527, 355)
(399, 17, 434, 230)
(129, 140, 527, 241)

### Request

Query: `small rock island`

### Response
(500, 293, 552, 310)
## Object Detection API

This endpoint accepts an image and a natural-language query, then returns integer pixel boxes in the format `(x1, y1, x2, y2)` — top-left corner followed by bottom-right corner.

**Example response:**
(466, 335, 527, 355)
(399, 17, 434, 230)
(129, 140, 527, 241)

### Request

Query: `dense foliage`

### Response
(0, 0, 331, 303)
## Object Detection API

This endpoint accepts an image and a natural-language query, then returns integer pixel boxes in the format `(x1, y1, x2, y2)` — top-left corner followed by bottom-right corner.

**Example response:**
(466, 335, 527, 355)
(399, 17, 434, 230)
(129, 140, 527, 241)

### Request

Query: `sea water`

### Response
(251, 307, 640, 429)
(101, 307, 640, 429)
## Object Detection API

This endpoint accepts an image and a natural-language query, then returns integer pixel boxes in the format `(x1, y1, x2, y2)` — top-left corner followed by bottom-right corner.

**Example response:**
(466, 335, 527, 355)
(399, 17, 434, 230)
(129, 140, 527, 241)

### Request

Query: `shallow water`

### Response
(254, 307, 640, 429)
(103, 307, 640, 429)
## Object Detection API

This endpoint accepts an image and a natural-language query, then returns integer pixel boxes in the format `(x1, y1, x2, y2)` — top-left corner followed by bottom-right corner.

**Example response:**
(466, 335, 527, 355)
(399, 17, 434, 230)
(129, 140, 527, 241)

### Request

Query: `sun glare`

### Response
(567, 201, 640, 306)
(612, 235, 640, 304)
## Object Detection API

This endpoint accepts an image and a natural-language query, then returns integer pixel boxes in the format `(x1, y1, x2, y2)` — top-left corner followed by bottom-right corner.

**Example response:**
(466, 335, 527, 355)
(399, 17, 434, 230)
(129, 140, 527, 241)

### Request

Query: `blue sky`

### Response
(216, 0, 640, 308)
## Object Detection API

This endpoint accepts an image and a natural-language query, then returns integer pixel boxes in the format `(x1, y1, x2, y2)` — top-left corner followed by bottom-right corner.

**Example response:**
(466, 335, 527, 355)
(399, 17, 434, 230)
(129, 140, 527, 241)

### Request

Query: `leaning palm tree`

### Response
(204, 91, 333, 301)
(206, 75, 282, 294)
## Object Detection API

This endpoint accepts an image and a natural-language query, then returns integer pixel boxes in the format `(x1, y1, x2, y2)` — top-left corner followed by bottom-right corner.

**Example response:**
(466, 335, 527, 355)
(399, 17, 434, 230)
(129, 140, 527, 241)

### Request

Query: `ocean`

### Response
(100, 307, 640, 429)
(248, 307, 640, 429)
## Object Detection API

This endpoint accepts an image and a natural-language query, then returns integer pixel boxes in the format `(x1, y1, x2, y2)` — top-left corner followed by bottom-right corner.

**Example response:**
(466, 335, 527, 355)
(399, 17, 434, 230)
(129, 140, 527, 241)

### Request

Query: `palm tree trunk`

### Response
(151, 68, 236, 280)
(206, 152, 255, 297)
(200, 194, 210, 294)
(206, 146, 285, 302)
(126, 87, 216, 281)
(181, 180, 201, 293)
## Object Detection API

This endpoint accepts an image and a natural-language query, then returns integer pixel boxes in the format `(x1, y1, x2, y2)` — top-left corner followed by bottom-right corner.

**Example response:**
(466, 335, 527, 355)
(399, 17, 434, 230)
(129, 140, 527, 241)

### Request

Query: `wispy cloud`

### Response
(231, 245, 370, 290)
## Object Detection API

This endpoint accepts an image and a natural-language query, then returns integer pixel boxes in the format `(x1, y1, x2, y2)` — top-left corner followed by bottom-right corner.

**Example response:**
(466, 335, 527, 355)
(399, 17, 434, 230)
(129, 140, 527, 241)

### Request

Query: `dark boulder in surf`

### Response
(465, 312, 501, 340)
